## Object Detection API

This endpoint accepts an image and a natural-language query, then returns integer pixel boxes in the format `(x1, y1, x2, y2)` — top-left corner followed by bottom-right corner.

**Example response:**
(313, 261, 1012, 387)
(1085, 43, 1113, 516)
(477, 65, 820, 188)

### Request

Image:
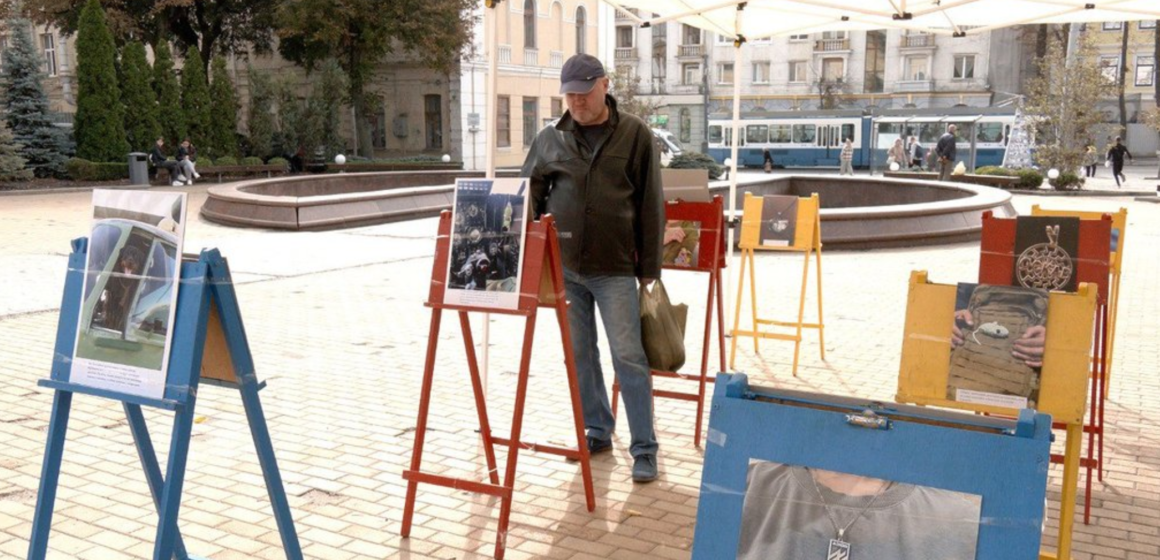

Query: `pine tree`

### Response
(180, 48, 211, 153)
(121, 41, 160, 153)
(247, 67, 276, 160)
(74, 0, 128, 161)
(2, 19, 69, 177)
(207, 55, 238, 159)
(0, 122, 32, 182)
(153, 42, 187, 148)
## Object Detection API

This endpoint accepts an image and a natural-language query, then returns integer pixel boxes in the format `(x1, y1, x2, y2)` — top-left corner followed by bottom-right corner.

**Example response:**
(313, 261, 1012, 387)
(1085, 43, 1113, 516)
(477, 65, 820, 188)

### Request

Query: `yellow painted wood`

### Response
(738, 192, 820, 251)
(896, 271, 1097, 425)
(1054, 422, 1083, 560)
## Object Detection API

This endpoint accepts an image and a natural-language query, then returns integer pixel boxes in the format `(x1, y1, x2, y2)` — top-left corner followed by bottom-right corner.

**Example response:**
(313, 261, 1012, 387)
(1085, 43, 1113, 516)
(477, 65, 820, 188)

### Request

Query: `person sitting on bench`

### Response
(149, 138, 187, 186)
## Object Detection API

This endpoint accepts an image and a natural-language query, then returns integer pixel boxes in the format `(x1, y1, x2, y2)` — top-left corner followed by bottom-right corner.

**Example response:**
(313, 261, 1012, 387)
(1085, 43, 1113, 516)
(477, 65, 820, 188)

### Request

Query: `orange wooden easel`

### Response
(401, 213, 595, 559)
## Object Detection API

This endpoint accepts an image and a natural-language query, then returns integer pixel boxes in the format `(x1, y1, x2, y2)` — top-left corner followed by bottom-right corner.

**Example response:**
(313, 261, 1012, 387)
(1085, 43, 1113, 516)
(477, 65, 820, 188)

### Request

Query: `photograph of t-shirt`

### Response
(736, 461, 982, 560)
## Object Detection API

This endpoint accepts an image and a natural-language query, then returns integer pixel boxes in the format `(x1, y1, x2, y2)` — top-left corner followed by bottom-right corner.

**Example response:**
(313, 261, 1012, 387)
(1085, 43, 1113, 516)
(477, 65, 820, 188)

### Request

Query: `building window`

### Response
(752, 62, 770, 84)
(682, 63, 701, 85)
(716, 33, 732, 44)
(522, 97, 538, 147)
(681, 24, 701, 45)
(1102, 22, 1122, 31)
(789, 60, 808, 83)
(717, 63, 733, 84)
(575, 6, 587, 54)
(1136, 56, 1155, 87)
(953, 55, 975, 79)
(616, 26, 634, 48)
(425, 94, 443, 150)
(788, 34, 809, 42)
(679, 108, 691, 143)
(497, 95, 511, 148)
(371, 106, 387, 149)
(550, 97, 563, 118)
(1141, 20, 1157, 30)
(524, 0, 536, 49)
(1099, 55, 1120, 84)
(42, 33, 57, 77)
(821, 31, 847, 40)
(822, 58, 844, 82)
(904, 55, 929, 81)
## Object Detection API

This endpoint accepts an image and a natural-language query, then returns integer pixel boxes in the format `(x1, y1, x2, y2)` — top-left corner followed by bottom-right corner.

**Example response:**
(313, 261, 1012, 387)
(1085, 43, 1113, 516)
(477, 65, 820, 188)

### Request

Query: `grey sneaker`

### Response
(632, 455, 658, 483)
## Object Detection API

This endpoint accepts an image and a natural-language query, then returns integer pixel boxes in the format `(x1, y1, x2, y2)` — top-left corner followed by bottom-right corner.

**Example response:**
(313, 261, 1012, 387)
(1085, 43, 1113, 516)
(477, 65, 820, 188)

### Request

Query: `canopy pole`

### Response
(482, 0, 501, 390)
(725, 9, 744, 348)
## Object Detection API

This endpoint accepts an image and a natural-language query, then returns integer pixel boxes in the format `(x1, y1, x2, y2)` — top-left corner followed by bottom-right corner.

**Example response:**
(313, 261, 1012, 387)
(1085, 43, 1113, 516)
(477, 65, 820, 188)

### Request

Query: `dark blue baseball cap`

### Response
(560, 54, 606, 94)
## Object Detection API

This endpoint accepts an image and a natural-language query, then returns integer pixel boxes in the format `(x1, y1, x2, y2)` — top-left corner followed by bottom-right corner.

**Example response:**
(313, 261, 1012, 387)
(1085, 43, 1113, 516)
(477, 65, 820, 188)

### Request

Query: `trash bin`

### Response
(128, 152, 149, 185)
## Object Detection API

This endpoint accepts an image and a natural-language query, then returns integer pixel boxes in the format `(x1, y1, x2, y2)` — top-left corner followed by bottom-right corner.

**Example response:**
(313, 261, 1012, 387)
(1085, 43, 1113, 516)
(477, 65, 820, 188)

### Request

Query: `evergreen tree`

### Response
(2, 19, 69, 177)
(153, 42, 187, 148)
(180, 48, 211, 153)
(0, 122, 32, 182)
(207, 55, 238, 158)
(74, 0, 128, 161)
(121, 41, 160, 152)
(247, 67, 276, 159)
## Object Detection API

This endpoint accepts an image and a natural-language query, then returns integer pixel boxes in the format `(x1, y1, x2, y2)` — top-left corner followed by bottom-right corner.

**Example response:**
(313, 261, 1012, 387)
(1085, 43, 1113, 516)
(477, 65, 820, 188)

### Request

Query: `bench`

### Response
(151, 163, 289, 185)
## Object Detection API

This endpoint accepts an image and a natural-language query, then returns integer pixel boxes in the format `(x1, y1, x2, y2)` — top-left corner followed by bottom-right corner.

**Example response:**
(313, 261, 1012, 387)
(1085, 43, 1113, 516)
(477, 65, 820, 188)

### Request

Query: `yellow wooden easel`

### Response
(896, 271, 1098, 560)
(729, 192, 824, 376)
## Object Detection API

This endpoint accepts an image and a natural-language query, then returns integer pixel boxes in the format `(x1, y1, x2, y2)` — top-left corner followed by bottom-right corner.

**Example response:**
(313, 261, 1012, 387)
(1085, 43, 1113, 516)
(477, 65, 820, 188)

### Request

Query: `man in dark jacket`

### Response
(521, 53, 664, 483)
(935, 124, 958, 182)
(149, 138, 186, 186)
(1106, 136, 1133, 187)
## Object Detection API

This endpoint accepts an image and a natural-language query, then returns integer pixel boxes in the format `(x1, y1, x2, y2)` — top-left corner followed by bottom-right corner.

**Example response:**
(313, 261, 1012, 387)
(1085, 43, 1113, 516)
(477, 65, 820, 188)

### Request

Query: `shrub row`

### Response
(66, 158, 129, 181)
(972, 166, 1046, 190)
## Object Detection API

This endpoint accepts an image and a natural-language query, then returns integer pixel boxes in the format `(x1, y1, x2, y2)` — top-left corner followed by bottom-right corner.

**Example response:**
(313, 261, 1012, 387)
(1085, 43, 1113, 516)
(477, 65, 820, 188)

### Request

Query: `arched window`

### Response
(679, 108, 691, 143)
(524, 0, 536, 49)
(575, 6, 587, 54)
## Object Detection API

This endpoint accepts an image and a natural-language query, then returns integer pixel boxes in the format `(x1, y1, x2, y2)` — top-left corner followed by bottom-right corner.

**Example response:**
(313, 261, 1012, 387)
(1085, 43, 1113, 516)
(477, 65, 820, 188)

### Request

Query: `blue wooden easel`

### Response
(28, 238, 302, 560)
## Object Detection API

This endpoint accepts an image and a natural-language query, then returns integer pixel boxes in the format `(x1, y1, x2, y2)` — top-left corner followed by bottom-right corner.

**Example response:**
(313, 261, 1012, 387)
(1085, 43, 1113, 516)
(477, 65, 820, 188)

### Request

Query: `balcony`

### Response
(814, 38, 850, 52)
(615, 47, 638, 60)
(549, 50, 563, 68)
(901, 34, 935, 49)
(615, 8, 636, 21)
(524, 47, 539, 66)
(498, 44, 512, 64)
(896, 80, 934, 92)
(671, 83, 705, 95)
(678, 44, 704, 58)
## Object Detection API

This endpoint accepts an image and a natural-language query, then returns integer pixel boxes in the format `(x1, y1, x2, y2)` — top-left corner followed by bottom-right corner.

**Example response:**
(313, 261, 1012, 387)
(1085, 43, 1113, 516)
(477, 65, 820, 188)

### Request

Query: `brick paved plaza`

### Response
(0, 174, 1158, 559)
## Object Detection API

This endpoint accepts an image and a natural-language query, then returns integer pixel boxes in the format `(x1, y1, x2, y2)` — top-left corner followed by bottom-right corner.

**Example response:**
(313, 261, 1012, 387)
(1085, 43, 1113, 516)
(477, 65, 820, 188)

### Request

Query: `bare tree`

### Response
(1025, 33, 1113, 172)
(610, 68, 661, 123)
(1117, 23, 1131, 135)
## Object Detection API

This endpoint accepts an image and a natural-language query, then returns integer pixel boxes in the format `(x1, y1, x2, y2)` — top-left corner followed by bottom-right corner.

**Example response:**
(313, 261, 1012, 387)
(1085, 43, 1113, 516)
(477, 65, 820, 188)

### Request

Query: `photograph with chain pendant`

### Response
(757, 194, 799, 247)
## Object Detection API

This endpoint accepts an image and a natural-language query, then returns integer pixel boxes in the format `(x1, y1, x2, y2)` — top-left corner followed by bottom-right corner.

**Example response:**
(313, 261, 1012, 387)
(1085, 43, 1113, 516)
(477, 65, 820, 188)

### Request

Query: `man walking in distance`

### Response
(935, 124, 958, 182)
(1106, 136, 1133, 188)
(839, 138, 854, 175)
(521, 54, 664, 483)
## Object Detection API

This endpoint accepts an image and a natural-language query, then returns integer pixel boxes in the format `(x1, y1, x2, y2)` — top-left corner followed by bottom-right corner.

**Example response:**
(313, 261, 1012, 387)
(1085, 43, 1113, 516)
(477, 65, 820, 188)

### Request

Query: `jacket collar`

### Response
(555, 94, 621, 131)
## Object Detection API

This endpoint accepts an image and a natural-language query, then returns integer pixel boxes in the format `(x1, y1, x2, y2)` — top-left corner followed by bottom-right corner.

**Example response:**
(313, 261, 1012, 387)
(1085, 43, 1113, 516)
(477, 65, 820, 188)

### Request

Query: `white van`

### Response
(652, 128, 683, 167)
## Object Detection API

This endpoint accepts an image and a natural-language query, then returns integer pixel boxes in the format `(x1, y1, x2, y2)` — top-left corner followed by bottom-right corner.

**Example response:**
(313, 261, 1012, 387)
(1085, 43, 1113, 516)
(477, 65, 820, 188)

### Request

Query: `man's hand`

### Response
(1012, 326, 1046, 367)
(663, 226, 686, 245)
(640, 277, 657, 289)
(951, 309, 973, 348)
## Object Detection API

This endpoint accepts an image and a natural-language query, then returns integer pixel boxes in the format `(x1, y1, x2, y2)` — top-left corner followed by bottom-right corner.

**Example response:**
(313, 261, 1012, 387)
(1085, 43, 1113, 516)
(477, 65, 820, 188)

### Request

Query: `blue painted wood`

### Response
(26, 391, 72, 560)
(124, 403, 191, 560)
(49, 238, 87, 383)
(693, 373, 1052, 560)
(37, 380, 181, 411)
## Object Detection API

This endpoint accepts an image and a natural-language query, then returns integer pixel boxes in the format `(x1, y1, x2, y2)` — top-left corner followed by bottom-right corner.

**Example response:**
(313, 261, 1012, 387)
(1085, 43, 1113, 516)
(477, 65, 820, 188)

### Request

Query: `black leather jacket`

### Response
(521, 95, 664, 279)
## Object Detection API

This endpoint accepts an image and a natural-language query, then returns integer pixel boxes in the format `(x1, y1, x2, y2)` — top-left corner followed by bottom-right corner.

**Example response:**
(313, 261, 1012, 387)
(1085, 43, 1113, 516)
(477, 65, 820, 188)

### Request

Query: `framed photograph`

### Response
(949, 283, 1049, 409)
(1012, 216, 1079, 292)
(71, 189, 188, 400)
(758, 195, 798, 247)
(444, 178, 529, 310)
(663, 219, 700, 268)
(738, 461, 982, 560)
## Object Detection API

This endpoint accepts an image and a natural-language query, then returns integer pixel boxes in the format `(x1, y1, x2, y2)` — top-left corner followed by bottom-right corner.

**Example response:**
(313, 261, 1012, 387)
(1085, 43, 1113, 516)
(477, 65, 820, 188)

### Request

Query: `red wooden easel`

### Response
(401, 212, 595, 559)
(611, 196, 727, 447)
(979, 211, 1112, 525)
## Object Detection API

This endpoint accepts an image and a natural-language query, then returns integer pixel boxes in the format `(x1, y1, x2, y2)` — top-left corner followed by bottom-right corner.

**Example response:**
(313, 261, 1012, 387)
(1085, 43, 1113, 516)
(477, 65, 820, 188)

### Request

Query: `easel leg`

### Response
(236, 377, 304, 559)
(747, 250, 759, 354)
(459, 311, 500, 486)
(553, 301, 595, 511)
(27, 391, 72, 560)
(402, 309, 443, 537)
(716, 269, 727, 374)
(152, 402, 197, 560)
(729, 250, 748, 370)
(814, 247, 826, 361)
(694, 272, 717, 447)
(1057, 423, 1082, 560)
(124, 403, 191, 560)
(494, 314, 539, 560)
(791, 250, 810, 377)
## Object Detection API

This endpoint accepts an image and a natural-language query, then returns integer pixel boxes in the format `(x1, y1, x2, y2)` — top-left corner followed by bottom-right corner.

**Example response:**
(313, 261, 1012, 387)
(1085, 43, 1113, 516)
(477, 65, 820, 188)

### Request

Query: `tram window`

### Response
(770, 125, 791, 143)
(793, 124, 816, 144)
(746, 124, 769, 144)
(708, 125, 723, 144)
(919, 126, 941, 144)
(976, 122, 1004, 143)
(841, 123, 855, 143)
(947, 122, 969, 142)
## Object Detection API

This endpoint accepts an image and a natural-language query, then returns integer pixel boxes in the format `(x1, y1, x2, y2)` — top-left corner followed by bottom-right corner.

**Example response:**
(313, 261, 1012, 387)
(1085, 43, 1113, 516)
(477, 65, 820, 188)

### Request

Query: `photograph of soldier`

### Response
(758, 195, 798, 248)
(736, 460, 982, 560)
(949, 283, 1049, 409)
(662, 220, 700, 268)
(93, 245, 146, 332)
(447, 179, 527, 296)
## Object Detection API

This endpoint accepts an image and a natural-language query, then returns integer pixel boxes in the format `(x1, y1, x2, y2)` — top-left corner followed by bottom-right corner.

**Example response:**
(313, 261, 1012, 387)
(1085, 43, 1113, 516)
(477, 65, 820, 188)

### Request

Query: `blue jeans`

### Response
(563, 269, 658, 459)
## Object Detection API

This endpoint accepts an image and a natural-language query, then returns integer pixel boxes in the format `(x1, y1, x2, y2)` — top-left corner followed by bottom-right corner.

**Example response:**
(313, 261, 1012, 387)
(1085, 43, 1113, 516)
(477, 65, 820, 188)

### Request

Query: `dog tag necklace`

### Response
(807, 468, 891, 560)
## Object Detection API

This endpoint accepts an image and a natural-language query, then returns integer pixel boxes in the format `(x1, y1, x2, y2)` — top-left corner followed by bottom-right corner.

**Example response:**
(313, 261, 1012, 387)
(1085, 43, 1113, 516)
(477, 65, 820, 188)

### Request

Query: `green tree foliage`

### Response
(275, 0, 475, 157)
(152, 42, 187, 148)
(120, 41, 160, 152)
(247, 68, 276, 160)
(0, 122, 32, 182)
(2, 18, 70, 177)
(207, 56, 239, 159)
(1024, 34, 1110, 173)
(272, 61, 348, 161)
(180, 48, 211, 151)
(74, 0, 128, 161)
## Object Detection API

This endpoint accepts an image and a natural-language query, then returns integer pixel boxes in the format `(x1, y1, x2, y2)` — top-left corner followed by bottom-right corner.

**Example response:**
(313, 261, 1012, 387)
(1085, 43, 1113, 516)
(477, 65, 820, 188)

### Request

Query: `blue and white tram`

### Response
(707, 110, 872, 168)
(872, 107, 1015, 169)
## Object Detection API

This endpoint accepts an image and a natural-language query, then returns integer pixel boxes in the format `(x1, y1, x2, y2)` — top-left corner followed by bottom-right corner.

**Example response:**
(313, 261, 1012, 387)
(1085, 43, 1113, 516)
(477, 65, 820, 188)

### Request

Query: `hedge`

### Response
(66, 158, 129, 181)
(212, 156, 238, 166)
(1013, 169, 1044, 189)
(669, 151, 724, 180)
(240, 156, 264, 166)
(1048, 171, 1084, 190)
